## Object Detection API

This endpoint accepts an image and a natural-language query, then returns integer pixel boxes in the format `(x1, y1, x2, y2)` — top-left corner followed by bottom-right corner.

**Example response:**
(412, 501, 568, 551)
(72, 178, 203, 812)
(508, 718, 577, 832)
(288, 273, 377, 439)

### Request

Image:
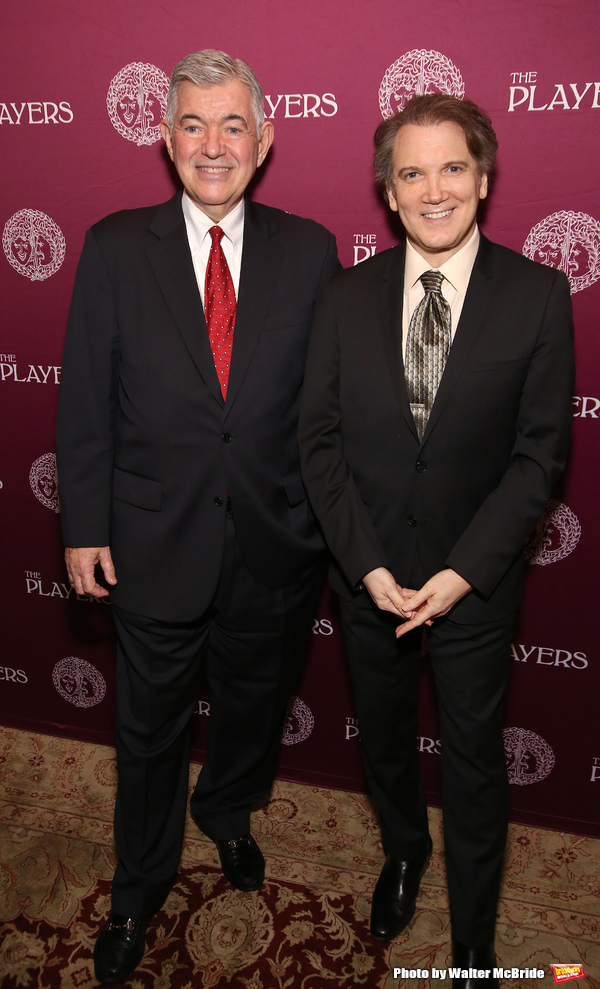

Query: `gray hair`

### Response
(165, 49, 265, 132)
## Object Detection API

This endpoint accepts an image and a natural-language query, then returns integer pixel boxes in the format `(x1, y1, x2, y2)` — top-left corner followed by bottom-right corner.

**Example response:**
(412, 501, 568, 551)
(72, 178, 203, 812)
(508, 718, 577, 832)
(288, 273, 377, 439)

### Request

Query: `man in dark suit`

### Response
(56, 49, 338, 984)
(299, 95, 573, 986)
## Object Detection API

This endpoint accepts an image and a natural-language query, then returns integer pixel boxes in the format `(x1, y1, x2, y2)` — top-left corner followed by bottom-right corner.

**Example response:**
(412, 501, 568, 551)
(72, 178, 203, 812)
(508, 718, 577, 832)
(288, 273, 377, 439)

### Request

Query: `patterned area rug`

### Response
(0, 726, 598, 988)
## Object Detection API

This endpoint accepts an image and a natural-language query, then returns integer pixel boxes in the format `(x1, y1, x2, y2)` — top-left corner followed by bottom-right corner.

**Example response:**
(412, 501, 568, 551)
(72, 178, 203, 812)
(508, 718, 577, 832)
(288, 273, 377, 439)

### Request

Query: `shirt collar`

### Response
(181, 192, 245, 249)
(404, 225, 480, 296)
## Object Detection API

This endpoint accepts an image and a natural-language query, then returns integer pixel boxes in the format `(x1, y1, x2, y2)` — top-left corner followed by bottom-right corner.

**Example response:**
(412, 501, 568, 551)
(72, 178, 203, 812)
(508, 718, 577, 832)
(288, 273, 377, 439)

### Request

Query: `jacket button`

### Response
(221, 432, 232, 443)
(214, 496, 224, 507)
(416, 460, 427, 472)
(408, 516, 417, 527)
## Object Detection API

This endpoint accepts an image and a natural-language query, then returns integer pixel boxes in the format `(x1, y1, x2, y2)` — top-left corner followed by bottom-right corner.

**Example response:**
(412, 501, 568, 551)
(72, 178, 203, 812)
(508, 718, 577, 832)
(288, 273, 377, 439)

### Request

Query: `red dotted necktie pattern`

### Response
(204, 225, 237, 398)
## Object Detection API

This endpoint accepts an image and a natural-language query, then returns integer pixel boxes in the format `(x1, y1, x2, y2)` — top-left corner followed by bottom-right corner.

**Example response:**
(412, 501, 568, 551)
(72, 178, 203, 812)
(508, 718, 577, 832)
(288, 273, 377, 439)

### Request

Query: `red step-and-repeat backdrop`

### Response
(1, 0, 598, 837)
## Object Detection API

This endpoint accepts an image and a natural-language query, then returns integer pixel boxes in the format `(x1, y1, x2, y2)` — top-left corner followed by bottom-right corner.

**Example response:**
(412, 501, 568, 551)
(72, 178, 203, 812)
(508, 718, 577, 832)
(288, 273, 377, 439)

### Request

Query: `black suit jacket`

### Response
(299, 234, 574, 624)
(56, 192, 339, 621)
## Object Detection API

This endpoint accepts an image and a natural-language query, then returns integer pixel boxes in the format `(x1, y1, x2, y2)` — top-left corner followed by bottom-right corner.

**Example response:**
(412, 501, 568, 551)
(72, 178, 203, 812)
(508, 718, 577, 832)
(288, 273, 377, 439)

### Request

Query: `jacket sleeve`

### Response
(299, 275, 389, 587)
(445, 268, 575, 597)
(55, 227, 119, 547)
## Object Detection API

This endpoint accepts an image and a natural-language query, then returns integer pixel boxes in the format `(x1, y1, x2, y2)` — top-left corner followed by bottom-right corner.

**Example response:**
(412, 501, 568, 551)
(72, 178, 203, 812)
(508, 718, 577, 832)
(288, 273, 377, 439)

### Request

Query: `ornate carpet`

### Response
(0, 726, 598, 988)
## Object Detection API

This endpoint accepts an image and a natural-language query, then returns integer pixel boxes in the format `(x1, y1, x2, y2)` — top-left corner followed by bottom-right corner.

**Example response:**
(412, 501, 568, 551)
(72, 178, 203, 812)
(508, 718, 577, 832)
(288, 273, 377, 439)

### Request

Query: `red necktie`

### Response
(204, 225, 236, 398)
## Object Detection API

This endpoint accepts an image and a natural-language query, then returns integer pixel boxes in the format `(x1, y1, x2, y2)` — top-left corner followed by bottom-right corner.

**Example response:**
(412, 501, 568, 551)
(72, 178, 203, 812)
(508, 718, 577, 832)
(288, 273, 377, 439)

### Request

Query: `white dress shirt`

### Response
(181, 192, 244, 305)
(402, 226, 480, 359)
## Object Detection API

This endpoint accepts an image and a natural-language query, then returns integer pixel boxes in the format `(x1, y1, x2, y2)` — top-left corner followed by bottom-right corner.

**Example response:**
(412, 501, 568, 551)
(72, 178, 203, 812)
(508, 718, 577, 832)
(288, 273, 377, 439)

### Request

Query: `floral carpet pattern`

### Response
(0, 726, 598, 988)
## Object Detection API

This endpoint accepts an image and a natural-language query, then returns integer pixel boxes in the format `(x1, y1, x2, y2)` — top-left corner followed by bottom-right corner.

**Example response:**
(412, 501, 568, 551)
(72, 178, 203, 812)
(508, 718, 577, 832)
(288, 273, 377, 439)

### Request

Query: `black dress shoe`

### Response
(93, 914, 148, 984)
(215, 834, 265, 891)
(452, 940, 498, 988)
(370, 836, 433, 941)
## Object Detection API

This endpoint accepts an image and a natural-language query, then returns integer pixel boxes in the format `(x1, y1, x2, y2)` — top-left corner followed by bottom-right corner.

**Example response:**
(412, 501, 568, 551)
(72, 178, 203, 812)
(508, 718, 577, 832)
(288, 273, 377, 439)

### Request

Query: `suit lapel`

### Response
(147, 193, 224, 407)
(224, 200, 284, 413)
(423, 234, 496, 441)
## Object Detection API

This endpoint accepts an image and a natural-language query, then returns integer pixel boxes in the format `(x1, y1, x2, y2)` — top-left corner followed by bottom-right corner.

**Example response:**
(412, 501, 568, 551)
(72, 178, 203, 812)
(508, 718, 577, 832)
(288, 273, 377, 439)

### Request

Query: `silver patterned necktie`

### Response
(404, 269, 451, 440)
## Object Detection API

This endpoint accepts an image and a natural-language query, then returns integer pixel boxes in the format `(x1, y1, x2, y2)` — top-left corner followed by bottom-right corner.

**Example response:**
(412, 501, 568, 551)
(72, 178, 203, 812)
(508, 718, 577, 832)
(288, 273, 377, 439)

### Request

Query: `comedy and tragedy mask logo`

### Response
(3, 209, 66, 281)
(379, 49, 464, 118)
(52, 656, 107, 708)
(282, 696, 315, 745)
(29, 453, 60, 513)
(523, 210, 600, 294)
(107, 61, 169, 145)
(525, 499, 581, 566)
(504, 727, 555, 785)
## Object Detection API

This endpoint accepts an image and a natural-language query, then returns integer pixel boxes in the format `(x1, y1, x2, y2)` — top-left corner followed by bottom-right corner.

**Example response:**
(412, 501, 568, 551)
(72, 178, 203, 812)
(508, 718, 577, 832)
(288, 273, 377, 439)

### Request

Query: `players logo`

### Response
(379, 49, 464, 119)
(504, 727, 555, 785)
(523, 210, 600, 294)
(106, 62, 170, 146)
(525, 499, 581, 566)
(52, 656, 107, 709)
(282, 696, 315, 745)
(3, 209, 66, 282)
(29, 453, 60, 513)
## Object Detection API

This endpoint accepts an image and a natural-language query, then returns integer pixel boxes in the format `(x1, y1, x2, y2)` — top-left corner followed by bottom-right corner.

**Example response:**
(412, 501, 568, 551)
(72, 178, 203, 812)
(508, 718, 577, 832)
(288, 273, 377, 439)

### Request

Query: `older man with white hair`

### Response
(56, 49, 338, 984)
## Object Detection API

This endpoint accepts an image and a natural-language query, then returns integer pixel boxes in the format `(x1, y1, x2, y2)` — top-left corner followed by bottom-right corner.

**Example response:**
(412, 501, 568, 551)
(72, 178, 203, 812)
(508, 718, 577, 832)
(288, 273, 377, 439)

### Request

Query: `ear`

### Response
(387, 185, 398, 212)
(256, 120, 275, 167)
(479, 172, 488, 201)
(160, 120, 174, 160)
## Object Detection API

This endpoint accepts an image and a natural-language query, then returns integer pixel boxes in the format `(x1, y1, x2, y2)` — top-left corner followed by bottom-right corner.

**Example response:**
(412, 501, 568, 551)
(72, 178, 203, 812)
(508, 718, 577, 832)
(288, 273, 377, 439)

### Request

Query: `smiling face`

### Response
(160, 78, 274, 222)
(386, 120, 488, 267)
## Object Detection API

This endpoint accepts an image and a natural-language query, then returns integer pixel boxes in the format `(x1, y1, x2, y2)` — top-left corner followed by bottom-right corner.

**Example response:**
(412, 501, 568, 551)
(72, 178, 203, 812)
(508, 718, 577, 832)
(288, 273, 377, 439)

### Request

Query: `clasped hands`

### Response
(362, 566, 472, 636)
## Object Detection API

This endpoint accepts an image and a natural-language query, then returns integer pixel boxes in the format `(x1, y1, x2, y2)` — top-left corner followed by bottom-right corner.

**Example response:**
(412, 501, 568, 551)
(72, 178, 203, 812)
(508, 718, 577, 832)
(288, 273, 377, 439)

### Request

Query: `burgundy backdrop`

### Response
(1, 0, 598, 838)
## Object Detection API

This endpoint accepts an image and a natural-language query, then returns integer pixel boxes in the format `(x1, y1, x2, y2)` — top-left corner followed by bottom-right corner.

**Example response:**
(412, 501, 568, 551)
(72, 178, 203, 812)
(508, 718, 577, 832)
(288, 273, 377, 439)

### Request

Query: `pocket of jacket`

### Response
(281, 470, 308, 507)
(469, 357, 530, 372)
(112, 467, 163, 511)
(263, 307, 311, 331)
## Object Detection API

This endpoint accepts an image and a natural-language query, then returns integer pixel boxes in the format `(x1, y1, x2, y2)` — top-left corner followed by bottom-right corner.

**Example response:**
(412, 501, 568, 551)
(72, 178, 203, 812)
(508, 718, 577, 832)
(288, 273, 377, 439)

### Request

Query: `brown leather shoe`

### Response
(370, 836, 432, 941)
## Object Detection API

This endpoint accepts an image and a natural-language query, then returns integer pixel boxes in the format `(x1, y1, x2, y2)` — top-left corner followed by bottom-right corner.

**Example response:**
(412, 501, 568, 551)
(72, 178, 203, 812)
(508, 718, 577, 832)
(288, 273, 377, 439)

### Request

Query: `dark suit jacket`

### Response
(56, 192, 339, 621)
(298, 234, 574, 624)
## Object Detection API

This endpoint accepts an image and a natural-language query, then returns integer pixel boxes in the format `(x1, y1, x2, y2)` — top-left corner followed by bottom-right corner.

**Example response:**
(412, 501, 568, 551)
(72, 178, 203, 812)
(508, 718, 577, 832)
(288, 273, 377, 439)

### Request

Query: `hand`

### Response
(362, 567, 417, 617)
(65, 546, 117, 599)
(395, 568, 472, 637)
